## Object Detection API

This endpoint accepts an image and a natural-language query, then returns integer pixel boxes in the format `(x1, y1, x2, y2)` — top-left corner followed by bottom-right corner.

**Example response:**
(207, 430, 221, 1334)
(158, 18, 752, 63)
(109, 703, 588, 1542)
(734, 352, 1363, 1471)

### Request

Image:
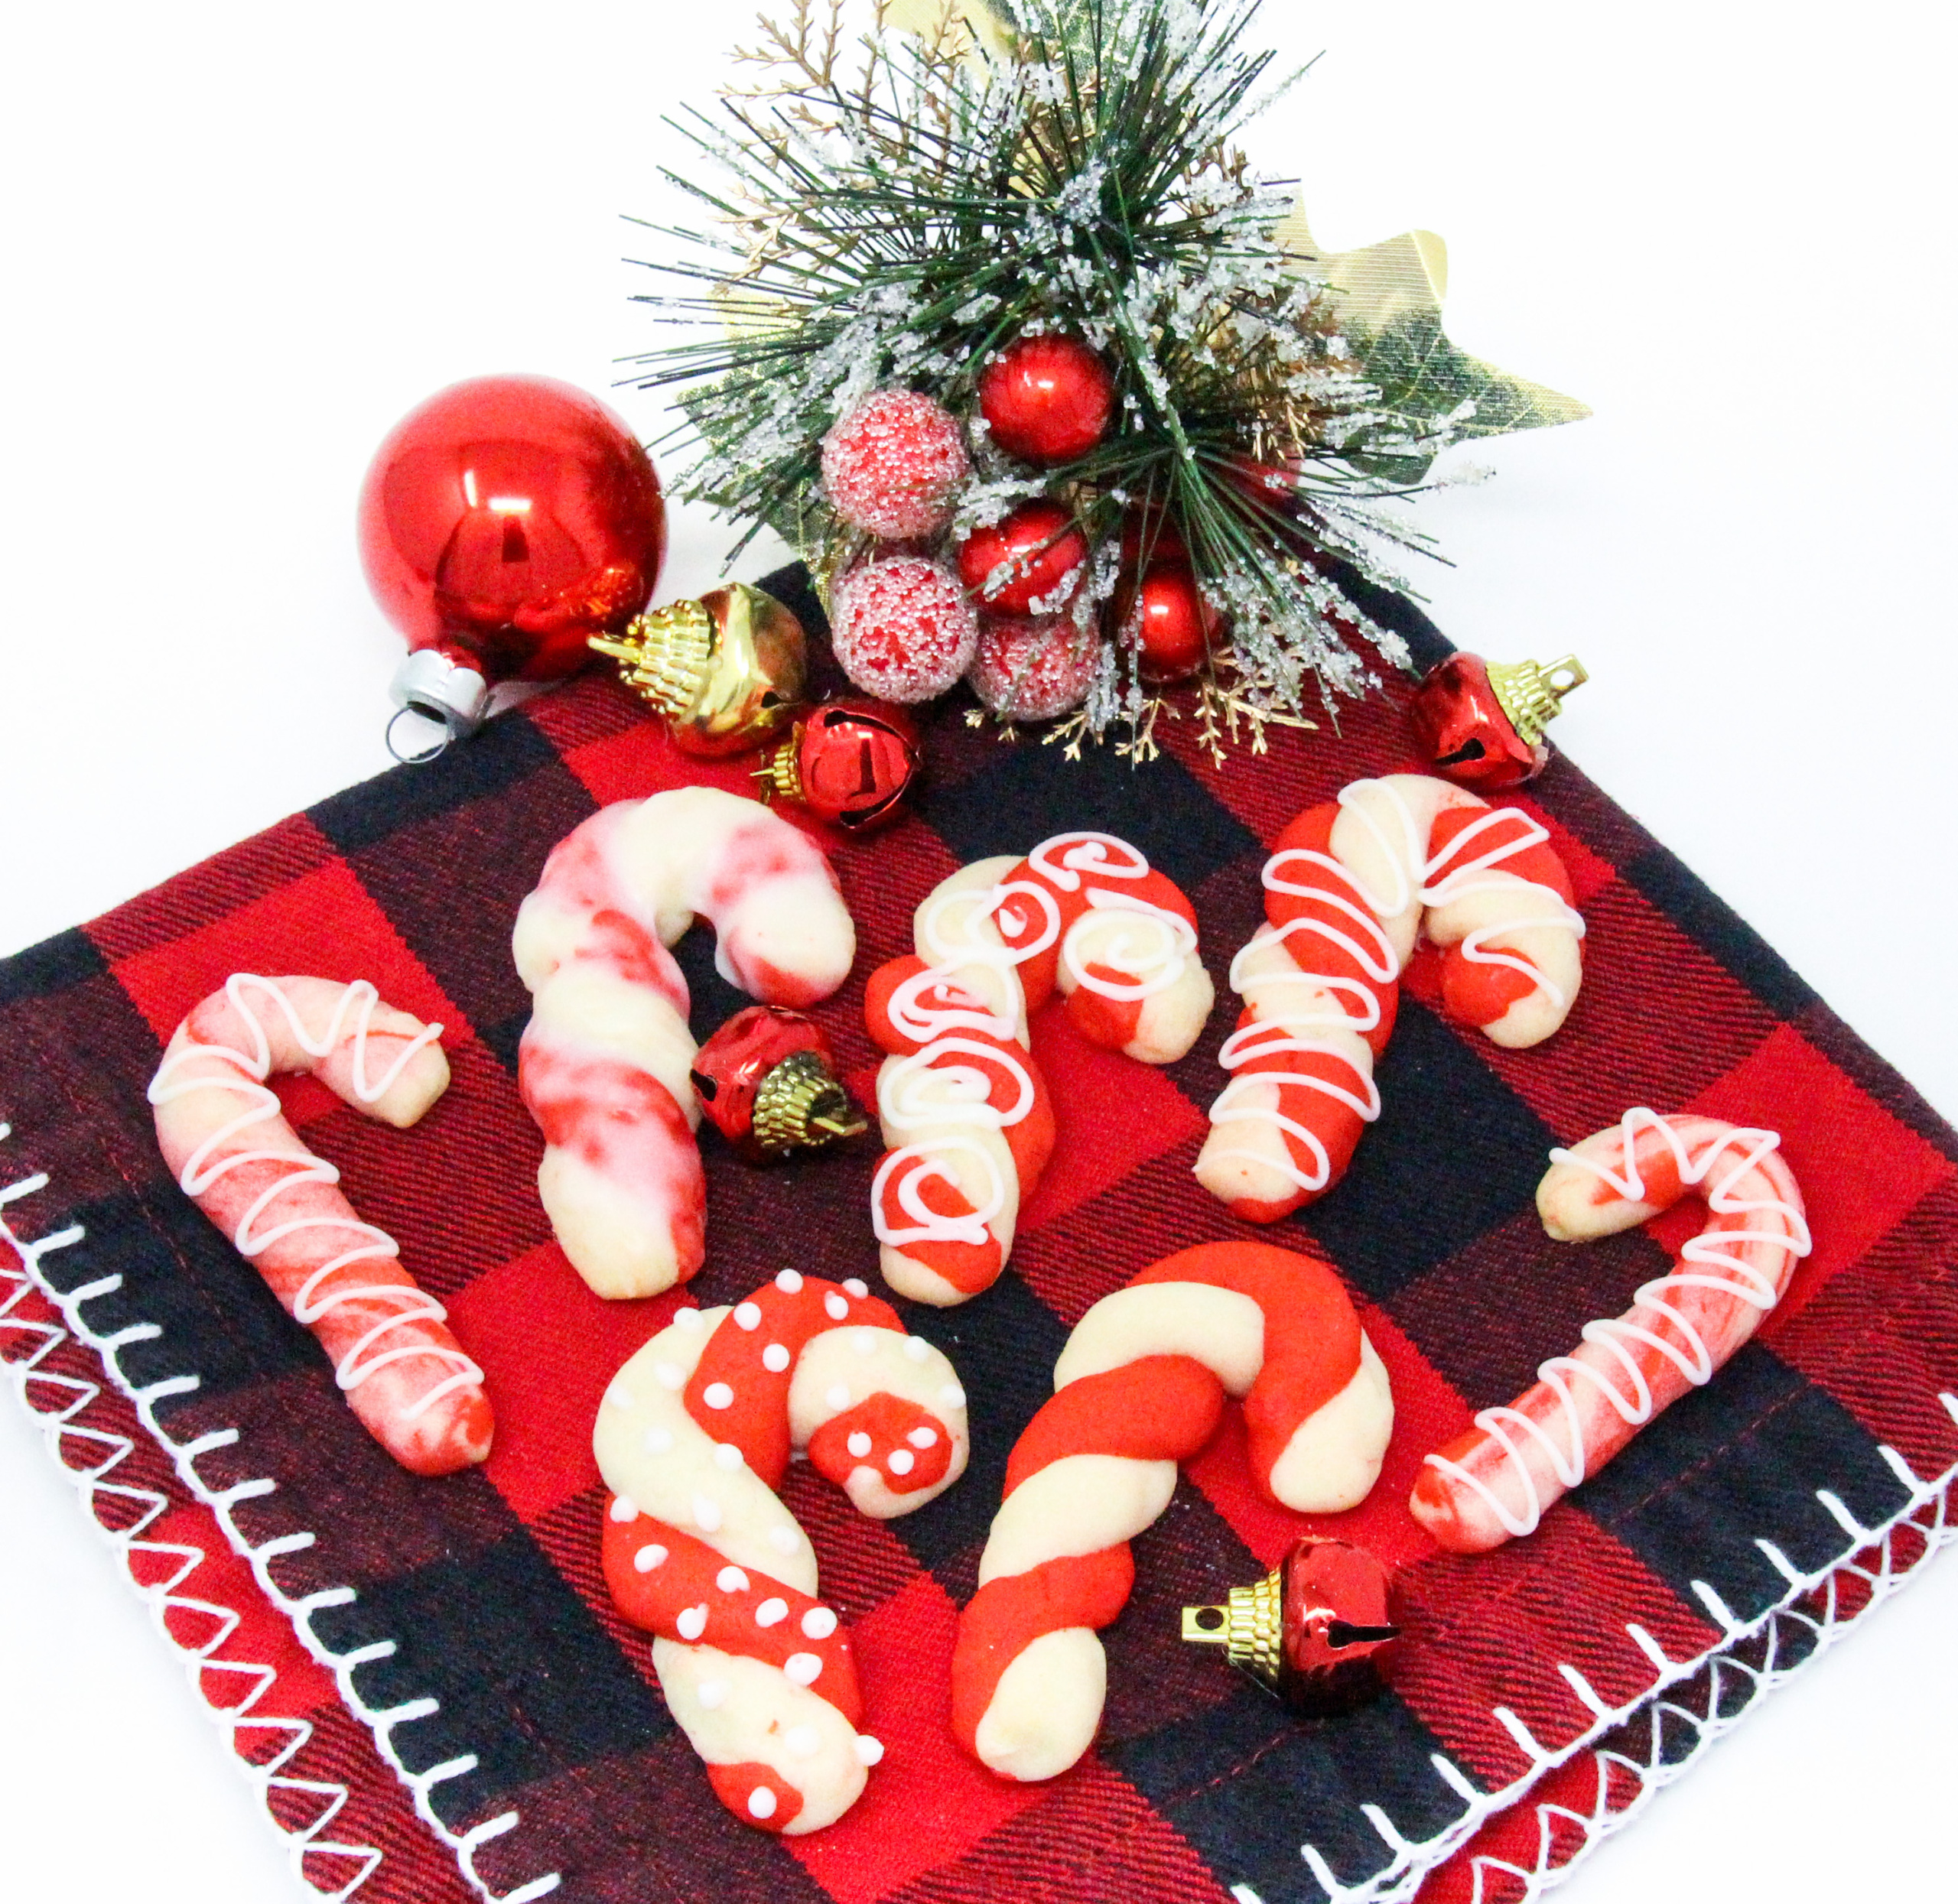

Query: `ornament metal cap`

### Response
(590, 581, 807, 758)
(1485, 655, 1587, 746)
(387, 648, 491, 763)
(1182, 1568, 1289, 1691)
(751, 1049, 870, 1154)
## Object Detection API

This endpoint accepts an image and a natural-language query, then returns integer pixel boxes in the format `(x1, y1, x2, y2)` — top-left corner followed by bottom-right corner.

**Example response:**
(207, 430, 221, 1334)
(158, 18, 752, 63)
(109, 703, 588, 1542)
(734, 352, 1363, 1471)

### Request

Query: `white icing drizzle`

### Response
(873, 833, 1183, 1256)
(146, 974, 481, 1419)
(1208, 779, 1586, 1175)
(1424, 1110, 1813, 1538)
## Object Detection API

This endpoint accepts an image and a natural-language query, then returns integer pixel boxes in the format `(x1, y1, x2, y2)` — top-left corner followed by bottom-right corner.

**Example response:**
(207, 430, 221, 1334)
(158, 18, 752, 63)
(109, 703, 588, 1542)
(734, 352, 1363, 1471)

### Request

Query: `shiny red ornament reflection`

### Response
(689, 1007, 864, 1162)
(956, 499, 1088, 612)
(1407, 652, 1547, 791)
(977, 334, 1114, 466)
(763, 699, 922, 832)
(358, 375, 665, 739)
(1119, 560, 1220, 684)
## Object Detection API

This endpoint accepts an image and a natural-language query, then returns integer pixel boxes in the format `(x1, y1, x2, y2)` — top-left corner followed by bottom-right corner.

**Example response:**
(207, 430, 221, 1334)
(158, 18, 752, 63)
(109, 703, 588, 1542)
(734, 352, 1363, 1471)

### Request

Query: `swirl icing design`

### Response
(147, 973, 492, 1476)
(866, 832, 1214, 1306)
(1412, 1110, 1812, 1551)
(1199, 773, 1586, 1218)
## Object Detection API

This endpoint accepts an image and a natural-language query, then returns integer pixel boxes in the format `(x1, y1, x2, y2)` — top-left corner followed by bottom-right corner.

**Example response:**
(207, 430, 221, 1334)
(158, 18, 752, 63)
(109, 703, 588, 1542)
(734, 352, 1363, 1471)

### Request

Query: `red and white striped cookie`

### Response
(1198, 773, 1584, 1221)
(867, 832, 1213, 1305)
(514, 787, 856, 1299)
(951, 1240, 1390, 1781)
(594, 1270, 968, 1832)
(148, 974, 492, 1477)
(1413, 1110, 1810, 1552)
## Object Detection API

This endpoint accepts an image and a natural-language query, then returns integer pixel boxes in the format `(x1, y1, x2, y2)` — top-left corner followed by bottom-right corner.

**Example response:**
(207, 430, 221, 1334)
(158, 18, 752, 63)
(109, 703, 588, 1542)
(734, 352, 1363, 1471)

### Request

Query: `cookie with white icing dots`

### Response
(594, 1271, 969, 1832)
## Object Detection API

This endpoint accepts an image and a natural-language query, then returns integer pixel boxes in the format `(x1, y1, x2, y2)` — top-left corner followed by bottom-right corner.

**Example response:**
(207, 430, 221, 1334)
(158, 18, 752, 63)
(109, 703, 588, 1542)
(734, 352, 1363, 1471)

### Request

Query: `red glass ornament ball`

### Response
(978, 334, 1115, 466)
(1408, 652, 1547, 792)
(956, 500, 1088, 613)
(357, 374, 665, 686)
(792, 700, 922, 831)
(1278, 1536, 1400, 1715)
(1120, 560, 1220, 684)
(689, 1006, 837, 1159)
(821, 390, 971, 540)
(829, 556, 978, 703)
(968, 615, 1100, 722)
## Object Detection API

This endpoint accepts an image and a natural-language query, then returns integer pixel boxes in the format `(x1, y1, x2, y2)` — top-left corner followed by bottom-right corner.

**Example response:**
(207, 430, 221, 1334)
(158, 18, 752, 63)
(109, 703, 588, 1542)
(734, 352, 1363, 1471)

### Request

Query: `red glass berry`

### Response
(830, 556, 978, 703)
(977, 335, 1114, 466)
(689, 1007, 866, 1161)
(1115, 560, 1219, 684)
(968, 615, 1100, 721)
(955, 500, 1088, 613)
(821, 390, 971, 539)
(763, 698, 922, 832)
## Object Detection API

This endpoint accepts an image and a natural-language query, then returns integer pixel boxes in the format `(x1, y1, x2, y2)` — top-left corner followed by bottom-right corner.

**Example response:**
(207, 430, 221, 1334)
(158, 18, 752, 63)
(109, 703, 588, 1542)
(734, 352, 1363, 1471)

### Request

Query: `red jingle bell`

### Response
(358, 375, 666, 755)
(956, 499, 1088, 613)
(689, 1007, 868, 1162)
(1409, 652, 1588, 791)
(977, 334, 1114, 466)
(1182, 1536, 1401, 1717)
(757, 698, 922, 833)
(1117, 560, 1221, 684)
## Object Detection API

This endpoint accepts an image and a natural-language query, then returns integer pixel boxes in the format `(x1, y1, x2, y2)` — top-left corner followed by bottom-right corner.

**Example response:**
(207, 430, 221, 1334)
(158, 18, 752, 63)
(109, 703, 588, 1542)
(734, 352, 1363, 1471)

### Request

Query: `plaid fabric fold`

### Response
(4, 565, 1953, 1904)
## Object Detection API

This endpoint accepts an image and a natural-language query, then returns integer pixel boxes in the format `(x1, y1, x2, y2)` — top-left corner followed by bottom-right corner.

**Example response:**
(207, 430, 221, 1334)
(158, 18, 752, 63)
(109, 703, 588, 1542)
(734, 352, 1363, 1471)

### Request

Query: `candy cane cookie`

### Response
(1198, 774, 1585, 1220)
(951, 1240, 1391, 1780)
(1412, 1110, 1811, 1553)
(148, 974, 491, 1477)
(866, 832, 1213, 1305)
(513, 786, 856, 1298)
(595, 1270, 968, 1832)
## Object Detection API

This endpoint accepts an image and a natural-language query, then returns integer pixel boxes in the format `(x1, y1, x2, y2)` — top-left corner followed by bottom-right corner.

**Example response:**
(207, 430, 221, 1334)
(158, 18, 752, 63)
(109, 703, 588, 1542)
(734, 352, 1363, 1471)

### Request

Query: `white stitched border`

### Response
(0, 1120, 562, 1904)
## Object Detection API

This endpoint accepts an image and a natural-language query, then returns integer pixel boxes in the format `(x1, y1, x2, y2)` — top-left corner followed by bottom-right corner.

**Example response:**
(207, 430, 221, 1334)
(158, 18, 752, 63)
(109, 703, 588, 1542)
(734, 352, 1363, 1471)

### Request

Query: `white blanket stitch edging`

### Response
(0, 1120, 563, 1904)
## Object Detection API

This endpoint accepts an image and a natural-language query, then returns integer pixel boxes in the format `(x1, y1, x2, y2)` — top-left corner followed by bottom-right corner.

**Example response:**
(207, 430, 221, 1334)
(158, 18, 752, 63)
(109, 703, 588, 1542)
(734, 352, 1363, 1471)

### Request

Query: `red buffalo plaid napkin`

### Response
(4, 567, 1955, 1904)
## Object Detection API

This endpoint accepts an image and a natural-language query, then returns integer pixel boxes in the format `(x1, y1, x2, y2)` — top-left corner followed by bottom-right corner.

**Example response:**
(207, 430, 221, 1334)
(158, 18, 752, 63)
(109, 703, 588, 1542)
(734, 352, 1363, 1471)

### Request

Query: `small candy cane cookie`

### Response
(596, 1271, 968, 1832)
(1413, 1110, 1810, 1552)
(148, 974, 491, 1477)
(1199, 774, 1584, 1220)
(867, 832, 1212, 1305)
(951, 1240, 1390, 1781)
(514, 787, 856, 1298)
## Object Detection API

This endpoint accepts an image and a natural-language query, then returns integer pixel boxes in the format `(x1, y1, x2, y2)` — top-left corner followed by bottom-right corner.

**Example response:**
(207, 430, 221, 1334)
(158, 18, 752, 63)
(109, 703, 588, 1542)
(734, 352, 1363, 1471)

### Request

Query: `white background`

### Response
(5, 3, 1956, 1899)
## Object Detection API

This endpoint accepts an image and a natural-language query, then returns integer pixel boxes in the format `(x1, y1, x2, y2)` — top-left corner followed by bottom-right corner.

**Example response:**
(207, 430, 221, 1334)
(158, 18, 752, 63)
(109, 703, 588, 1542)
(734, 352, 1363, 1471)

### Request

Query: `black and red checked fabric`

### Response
(2, 563, 1956, 1904)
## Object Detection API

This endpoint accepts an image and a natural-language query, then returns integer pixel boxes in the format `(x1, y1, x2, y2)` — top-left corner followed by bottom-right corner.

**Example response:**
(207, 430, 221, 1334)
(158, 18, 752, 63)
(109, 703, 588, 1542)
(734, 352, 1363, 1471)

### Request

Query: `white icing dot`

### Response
(825, 1383, 851, 1411)
(713, 1443, 744, 1472)
(824, 1292, 850, 1321)
(902, 1336, 931, 1363)
(748, 1787, 778, 1821)
(800, 1607, 838, 1640)
(716, 1566, 751, 1594)
(676, 1604, 708, 1641)
(846, 1431, 873, 1458)
(675, 1307, 704, 1331)
(888, 1449, 915, 1476)
(769, 1526, 800, 1555)
(784, 1652, 824, 1685)
(608, 1495, 638, 1523)
(607, 1383, 635, 1409)
(733, 1301, 762, 1331)
(843, 1279, 869, 1298)
(908, 1426, 938, 1448)
(642, 1425, 674, 1454)
(633, 1544, 668, 1574)
(697, 1678, 728, 1710)
(755, 1597, 789, 1628)
(854, 1735, 885, 1766)
(702, 1382, 735, 1410)
(692, 1495, 724, 1534)
(762, 1343, 791, 1373)
(653, 1362, 685, 1391)
(939, 1383, 966, 1409)
(785, 1724, 820, 1757)
(776, 1268, 804, 1292)
(854, 1329, 880, 1356)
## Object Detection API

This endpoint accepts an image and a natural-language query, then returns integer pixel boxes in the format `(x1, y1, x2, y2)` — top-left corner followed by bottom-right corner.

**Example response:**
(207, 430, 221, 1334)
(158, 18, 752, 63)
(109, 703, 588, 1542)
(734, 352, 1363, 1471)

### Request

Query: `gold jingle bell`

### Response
(590, 582, 807, 757)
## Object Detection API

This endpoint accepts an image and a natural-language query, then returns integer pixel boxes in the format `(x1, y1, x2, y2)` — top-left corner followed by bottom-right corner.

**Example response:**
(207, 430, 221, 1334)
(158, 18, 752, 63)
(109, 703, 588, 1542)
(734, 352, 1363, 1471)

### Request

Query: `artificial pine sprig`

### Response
(623, 0, 1497, 754)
